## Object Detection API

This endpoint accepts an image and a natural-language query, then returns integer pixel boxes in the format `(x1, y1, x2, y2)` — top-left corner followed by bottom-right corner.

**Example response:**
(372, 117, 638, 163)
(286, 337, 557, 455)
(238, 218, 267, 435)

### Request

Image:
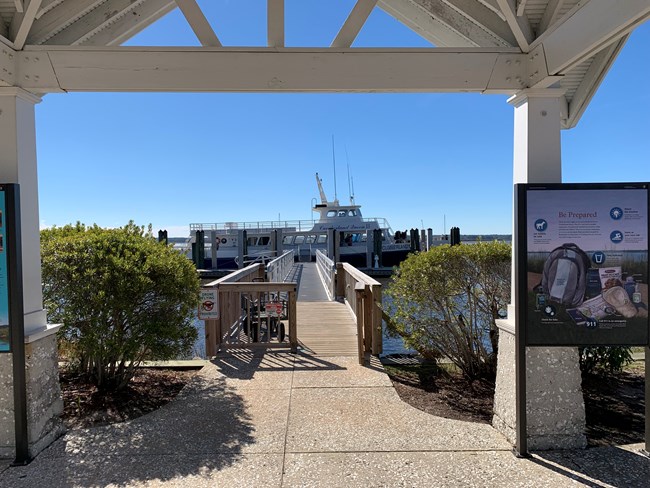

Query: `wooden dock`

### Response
(293, 263, 358, 357)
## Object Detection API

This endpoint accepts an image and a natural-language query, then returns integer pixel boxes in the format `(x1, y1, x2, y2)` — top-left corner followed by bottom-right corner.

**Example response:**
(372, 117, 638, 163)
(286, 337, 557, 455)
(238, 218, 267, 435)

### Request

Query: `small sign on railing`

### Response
(265, 302, 283, 317)
(199, 288, 219, 319)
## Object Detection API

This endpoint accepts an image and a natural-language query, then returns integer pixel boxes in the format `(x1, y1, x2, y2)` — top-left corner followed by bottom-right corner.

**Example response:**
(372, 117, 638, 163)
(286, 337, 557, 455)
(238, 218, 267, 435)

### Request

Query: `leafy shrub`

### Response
(579, 346, 633, 375)
(385, 242, 511, 380)
(42, 222, 200, 391)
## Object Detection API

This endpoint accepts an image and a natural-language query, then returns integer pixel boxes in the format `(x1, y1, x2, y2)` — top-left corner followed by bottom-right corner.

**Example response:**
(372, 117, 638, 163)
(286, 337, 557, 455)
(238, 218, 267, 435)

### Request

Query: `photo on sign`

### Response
(522, 186, 649, 346)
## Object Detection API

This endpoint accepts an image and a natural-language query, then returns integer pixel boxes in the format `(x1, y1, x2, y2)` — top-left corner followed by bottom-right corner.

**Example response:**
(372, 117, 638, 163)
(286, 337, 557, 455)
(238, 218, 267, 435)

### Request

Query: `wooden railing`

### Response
(335, 262, 382, 364)
(203, 264, 298, 355)
(266, 250, 295, 283)
(315, 249, 335, 300)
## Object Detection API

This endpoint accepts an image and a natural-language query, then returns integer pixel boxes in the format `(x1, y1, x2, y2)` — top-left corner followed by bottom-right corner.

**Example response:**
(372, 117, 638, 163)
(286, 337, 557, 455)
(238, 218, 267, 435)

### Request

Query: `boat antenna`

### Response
(331, 135, 339, 205)
(345, 145, 355, 205)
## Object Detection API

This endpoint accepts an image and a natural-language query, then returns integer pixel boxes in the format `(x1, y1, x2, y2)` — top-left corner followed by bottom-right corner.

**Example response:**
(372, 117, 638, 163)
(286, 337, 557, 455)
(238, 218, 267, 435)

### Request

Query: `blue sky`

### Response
(35, 2, 649, 236)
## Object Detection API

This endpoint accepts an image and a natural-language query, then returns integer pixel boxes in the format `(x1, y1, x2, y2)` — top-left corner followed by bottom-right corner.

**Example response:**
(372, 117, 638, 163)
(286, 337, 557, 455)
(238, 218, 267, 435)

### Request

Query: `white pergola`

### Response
(0, 0, 648, 457)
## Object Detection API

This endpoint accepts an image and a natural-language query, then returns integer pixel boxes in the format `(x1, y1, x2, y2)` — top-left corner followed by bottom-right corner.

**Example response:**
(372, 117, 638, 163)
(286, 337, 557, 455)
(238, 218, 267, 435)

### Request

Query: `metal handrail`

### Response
(315, 249, 335, 300)
(266, 250, 296, 283)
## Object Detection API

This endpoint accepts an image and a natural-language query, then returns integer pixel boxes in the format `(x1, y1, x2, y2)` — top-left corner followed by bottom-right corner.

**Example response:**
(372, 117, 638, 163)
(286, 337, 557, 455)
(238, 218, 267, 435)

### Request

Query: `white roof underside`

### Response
(0, 0, 647, 128)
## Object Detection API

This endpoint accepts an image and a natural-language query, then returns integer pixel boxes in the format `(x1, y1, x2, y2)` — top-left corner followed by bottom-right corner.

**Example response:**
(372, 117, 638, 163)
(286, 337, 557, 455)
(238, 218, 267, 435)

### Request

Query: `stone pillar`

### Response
(0, 88, 64, 458)
(493, 89, 587, 450)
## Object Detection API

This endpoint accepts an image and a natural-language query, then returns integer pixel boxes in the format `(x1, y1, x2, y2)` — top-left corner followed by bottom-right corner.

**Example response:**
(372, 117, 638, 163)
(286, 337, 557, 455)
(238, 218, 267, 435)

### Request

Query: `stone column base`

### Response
(493, 319, 587, 450)
(0, 331, 65, 459)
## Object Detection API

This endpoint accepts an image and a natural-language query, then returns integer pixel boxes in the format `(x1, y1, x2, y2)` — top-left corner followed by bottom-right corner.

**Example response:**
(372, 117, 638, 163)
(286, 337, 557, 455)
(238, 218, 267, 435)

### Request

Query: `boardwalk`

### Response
(290, 262, 358, 357)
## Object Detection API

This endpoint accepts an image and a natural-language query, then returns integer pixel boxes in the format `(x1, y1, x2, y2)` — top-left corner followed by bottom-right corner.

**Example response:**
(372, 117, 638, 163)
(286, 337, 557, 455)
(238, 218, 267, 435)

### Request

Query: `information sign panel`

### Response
(198, 289, 218, 320)
(517, 183, 649, 346)
(0, 190, 9, 353)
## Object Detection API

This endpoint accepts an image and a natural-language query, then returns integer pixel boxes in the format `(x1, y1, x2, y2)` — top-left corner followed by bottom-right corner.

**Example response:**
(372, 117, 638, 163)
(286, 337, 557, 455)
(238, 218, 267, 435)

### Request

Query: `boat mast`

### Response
(331, 135, 339, 205)
(346, 145, 355, 206)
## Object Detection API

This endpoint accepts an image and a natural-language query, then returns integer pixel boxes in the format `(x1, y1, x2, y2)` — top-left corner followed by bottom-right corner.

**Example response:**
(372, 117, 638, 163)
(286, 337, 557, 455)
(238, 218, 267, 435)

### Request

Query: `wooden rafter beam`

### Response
(175, 0, 221, 47)
(331, 0, 378, 48)
(14, 46, 529, 93)
(538, 0, 650, 74)
(516, 0, 528, 17)
(439, 0, 517, 46)
(267, 0, 284, 47)
(80, 0, 176, 47)
(35, 0, 62, 20)
(10, 0, 44, 49)
(566, 37, 627, 128)
(495, 0, 534, 51)
(538, 0, 564, 35)
(28, 0, 106, 45)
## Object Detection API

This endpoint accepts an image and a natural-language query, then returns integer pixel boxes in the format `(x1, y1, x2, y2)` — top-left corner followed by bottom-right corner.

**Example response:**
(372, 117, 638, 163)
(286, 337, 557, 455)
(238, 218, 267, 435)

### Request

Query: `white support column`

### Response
(0, 88, 64, 459)
(493, 89, 587, 450)
(0, 88, 48, 335)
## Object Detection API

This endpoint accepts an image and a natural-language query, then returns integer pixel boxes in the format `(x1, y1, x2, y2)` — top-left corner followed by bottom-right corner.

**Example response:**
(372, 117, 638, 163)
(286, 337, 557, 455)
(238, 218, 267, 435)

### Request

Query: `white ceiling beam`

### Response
(495, 0, 534, 51)
(0, 44, 16, 86)
(27, 0, 107, 45)
(516, 0, 528, 18)
(267, 0, 284, 47)
(79, 0, 176, 47)
(14, 0, 24, 13)
(476, 0, 506, 21)
(378, 0, 475, 47)
(175, 0, 221, 47)
(17, 46, 528, 93)
(10, 0, 44, 49)
(35, 0, 65, 20)
(44, 0, 159, 45)
(539, 0, 650, 75)
(380, 0, 512, 47)
(440, 0, 516, 46)
(331, 0, 378, 48)
(538, 0, 565, 35)
(566, 37, 627, 128)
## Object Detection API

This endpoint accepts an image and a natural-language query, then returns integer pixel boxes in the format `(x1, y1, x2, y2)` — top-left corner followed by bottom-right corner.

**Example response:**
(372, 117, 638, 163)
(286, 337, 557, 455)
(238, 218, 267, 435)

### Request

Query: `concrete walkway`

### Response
(1, 352, 649, 487)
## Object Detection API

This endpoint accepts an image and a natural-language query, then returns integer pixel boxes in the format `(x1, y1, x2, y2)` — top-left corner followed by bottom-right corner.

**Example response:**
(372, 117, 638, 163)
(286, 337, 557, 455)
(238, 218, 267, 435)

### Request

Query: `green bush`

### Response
(579, 346, 633, 375)
(42, 222, 200, 391)
(385, 242, 511, 380)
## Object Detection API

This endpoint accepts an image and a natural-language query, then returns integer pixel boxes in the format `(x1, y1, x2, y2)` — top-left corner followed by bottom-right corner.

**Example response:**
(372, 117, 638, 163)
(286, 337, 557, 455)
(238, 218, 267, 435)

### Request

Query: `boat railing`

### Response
(266, 250, 296, 283)
(189, 217, 395, 234)
(315, 250, 335, 300)
(202, 263, 298, 355)
(335, 262, 383, 364)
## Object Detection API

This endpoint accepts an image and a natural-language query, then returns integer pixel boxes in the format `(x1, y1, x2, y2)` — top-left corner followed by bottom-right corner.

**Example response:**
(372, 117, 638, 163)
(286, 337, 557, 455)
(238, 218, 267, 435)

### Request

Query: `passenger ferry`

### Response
(186, 174, 418, 269)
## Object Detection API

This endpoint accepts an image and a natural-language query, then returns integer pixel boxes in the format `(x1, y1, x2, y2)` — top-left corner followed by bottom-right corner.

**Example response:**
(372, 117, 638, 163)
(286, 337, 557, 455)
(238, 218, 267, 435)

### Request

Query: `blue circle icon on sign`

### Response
(610, 230, 624, 243)
(534, 219, 547, 232)
(592, 251, 606, 265)
(610, 207, 623, 220)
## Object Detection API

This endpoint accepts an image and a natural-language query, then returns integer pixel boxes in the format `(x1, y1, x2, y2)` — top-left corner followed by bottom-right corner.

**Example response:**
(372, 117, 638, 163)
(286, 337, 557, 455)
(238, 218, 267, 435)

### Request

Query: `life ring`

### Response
(221, 238, 227, 244)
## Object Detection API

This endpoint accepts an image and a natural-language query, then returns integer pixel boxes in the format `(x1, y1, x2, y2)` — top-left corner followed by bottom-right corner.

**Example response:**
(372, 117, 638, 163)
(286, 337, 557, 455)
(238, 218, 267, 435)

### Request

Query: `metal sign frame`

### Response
(514, 182, 650, 457)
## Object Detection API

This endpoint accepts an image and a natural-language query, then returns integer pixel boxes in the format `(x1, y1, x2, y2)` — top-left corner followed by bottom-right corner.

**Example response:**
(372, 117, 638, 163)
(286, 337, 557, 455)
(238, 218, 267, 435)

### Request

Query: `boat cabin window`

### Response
(340, 232, 364, 246)
(247, 237, 257, 246)
(337, 210, 347, 217)
(294, 235, 305, 245)
(327, 211, 337, 217)
(305, 235, 316, 244)
(317, 234, 327, 244)
(348, 210, 357, 217)
(283, 235, 294, 245)
(258, 236, 270, 246)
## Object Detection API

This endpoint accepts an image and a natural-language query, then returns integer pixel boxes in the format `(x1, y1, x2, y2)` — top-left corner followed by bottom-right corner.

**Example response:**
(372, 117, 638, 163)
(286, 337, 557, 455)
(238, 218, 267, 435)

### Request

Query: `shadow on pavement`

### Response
(0, 368, 257, 488)
(533, 445, 650, 487)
